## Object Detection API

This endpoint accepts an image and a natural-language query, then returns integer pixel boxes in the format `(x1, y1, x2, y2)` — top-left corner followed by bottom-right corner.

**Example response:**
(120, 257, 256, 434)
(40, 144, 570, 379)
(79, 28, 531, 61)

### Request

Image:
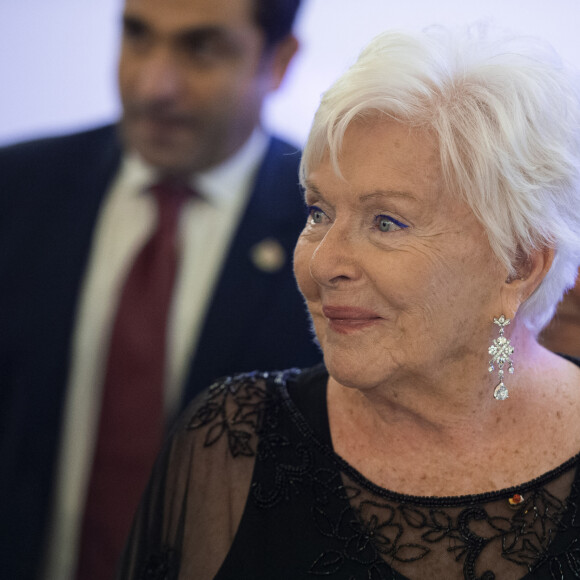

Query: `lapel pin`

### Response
(250, 238, 286, 273)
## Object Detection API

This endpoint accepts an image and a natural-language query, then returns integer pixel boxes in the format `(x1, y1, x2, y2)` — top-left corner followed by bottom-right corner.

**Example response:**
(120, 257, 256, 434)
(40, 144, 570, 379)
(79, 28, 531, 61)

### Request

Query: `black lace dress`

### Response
(119, 363, 580, 580)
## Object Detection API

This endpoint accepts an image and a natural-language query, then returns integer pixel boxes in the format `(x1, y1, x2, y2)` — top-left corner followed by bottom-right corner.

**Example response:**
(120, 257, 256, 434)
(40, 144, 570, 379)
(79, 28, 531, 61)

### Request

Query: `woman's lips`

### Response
(322, 305, 382, 334)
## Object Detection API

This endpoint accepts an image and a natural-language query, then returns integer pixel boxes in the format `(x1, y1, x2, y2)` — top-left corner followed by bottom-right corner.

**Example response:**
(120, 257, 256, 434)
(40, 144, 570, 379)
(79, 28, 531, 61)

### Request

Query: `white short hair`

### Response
(301, 24, 580, 334)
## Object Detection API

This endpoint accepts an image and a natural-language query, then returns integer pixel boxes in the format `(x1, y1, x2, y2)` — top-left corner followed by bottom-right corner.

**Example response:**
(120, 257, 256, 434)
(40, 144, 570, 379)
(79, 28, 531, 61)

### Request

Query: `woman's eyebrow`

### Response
(303, 182, 421, 208)
(302, 180, 325, 200)
(359, 190, 419, 205)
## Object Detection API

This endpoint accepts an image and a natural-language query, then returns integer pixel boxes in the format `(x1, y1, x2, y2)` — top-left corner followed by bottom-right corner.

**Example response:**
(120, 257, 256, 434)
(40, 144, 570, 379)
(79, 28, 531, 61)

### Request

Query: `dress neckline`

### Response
(282, 362, 580, 508)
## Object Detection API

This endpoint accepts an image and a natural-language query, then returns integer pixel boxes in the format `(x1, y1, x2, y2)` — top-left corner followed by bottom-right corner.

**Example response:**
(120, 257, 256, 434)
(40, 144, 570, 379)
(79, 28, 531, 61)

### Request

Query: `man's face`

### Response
(118, 0, 295, 176)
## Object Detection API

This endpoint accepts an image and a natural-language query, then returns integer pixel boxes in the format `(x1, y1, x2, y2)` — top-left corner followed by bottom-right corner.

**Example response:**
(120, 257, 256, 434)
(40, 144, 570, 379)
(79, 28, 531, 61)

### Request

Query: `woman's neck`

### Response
(326, 329, 580, 495)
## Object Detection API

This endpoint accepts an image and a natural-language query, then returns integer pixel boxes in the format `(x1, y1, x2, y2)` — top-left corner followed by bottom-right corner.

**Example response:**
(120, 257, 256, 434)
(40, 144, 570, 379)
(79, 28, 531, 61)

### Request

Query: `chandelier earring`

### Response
(488, 315, 514, 401)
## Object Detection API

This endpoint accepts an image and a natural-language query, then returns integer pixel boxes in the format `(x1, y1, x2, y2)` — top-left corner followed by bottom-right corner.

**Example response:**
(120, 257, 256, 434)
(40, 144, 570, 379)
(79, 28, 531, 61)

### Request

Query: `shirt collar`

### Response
(195, 128, 269, 207)
(120, 128, 270, 208)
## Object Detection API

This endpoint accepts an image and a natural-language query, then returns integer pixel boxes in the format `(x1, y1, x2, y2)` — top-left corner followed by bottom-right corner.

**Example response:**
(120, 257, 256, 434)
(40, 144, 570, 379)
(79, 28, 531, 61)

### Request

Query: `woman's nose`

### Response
(308, 224, 363, 288)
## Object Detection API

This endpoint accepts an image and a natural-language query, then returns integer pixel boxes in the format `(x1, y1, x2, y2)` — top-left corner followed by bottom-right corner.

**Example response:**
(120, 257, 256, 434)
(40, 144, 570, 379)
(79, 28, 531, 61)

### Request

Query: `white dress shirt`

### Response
(42, 129, 269, 580)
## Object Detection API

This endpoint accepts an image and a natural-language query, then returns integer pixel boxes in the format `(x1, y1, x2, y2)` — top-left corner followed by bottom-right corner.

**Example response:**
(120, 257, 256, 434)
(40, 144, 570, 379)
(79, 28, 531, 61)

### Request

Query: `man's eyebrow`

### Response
(122, 14, 226, 44)
(122, 14, 149, 32)
(176, 26, 227, 45)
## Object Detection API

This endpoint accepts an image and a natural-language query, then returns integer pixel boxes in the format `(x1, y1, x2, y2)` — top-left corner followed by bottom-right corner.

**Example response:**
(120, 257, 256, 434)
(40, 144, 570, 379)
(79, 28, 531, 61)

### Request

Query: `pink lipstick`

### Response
(322, 306, 382, 334)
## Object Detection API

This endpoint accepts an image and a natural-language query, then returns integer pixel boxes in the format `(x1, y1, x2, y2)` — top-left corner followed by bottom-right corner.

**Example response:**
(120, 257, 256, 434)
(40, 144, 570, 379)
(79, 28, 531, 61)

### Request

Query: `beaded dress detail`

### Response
(119, 363, 580, 580)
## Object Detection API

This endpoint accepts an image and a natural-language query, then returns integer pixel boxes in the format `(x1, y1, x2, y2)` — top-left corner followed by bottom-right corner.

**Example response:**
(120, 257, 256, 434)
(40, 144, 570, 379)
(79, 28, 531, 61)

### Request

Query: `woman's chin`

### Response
(323, 351, 390, 391)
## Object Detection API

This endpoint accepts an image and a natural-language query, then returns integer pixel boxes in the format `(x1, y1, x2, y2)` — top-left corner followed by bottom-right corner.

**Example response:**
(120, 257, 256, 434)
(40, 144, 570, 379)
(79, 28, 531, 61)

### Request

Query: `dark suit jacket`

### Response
(0, 125, 321, 579)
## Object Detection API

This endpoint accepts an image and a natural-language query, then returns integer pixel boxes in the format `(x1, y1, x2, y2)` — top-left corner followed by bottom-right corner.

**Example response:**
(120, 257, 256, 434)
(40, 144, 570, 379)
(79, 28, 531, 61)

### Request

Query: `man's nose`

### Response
(135, 49, 183, 102)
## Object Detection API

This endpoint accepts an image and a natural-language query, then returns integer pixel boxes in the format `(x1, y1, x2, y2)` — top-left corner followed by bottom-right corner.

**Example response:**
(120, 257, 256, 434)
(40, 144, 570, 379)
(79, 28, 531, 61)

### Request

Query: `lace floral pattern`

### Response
(187, 369, 300, 456)
(303, 479, 580, 579)
(185, 369, 580, 580)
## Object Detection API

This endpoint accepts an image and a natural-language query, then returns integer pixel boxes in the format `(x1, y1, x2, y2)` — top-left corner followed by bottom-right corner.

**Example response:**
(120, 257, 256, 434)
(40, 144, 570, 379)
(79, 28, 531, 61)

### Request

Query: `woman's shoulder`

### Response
(121, 369, 309, 580)
(172, 367, 316, 458)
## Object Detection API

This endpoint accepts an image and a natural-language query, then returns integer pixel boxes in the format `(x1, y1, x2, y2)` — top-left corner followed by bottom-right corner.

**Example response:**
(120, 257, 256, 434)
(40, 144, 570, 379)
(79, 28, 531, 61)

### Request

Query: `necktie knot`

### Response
(150, 180, 194, 230)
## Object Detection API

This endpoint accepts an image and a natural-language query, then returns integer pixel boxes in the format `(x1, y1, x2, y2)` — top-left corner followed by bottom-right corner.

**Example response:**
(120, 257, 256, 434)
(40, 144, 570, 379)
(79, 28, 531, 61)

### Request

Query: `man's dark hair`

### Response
(253, 0, 303, 46)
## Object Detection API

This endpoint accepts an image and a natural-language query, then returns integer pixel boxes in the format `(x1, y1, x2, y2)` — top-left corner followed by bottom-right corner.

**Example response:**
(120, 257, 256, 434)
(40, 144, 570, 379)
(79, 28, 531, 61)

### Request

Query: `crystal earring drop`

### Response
(488, 315, 514, 400)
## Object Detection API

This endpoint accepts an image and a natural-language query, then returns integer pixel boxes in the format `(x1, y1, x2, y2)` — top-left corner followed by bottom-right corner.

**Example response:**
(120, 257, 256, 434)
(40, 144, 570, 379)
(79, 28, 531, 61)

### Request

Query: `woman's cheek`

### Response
(293, 236, 319, 302)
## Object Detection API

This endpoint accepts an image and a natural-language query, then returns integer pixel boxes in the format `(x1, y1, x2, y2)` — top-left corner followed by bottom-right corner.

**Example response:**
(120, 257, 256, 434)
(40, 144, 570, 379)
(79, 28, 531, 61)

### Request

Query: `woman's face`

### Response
(294, 118, 507, 390)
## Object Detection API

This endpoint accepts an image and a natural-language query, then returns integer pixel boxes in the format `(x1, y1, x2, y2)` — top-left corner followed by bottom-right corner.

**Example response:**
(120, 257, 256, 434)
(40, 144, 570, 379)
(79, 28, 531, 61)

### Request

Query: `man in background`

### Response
(0, 0, 320, 578)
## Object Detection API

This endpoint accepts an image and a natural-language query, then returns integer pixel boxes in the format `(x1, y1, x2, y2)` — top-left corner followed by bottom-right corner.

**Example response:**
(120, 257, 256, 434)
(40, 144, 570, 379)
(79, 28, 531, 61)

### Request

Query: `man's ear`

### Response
(501, 246, 554, 316)
(264, 34, 299, 92)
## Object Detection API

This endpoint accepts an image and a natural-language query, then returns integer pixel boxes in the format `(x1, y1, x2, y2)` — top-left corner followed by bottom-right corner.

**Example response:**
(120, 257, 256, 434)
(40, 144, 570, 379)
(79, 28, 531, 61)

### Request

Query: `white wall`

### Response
(1, 0, 579, 147)
(0, 0, 121, 145)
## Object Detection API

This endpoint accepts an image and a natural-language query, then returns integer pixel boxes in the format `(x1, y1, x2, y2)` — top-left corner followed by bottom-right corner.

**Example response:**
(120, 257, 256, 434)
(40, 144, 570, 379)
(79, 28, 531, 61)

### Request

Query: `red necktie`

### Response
(76, 181, 190, 580)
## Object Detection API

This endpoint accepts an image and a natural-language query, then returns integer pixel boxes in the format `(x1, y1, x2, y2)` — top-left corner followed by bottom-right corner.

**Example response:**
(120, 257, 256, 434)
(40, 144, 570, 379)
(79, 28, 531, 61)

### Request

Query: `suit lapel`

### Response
(182, 137, 304, 401)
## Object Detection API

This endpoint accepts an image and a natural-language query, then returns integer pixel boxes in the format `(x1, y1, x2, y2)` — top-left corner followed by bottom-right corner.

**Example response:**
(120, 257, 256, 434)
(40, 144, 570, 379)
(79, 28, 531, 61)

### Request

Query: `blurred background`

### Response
(1, 0, 579, 147)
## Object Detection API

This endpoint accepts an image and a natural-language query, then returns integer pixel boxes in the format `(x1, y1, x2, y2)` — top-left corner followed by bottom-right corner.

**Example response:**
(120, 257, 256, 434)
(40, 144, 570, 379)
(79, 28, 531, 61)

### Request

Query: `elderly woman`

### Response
(119, 26, 580, 580)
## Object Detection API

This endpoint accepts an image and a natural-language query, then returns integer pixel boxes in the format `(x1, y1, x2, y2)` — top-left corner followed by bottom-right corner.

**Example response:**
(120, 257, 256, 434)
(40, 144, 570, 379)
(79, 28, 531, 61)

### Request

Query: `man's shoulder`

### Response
(0, 123, 123, 210)
(267, 134, 301, 155)
(0, 123, 120, 165)
(239, 134, 305, 230)
(253, 134, 302, 195)
(262, 134, 302, 170)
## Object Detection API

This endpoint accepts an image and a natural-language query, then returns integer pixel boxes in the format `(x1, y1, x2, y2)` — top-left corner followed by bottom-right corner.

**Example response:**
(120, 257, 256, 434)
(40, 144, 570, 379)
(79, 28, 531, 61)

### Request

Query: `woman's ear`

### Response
(501, 246, 554, 316)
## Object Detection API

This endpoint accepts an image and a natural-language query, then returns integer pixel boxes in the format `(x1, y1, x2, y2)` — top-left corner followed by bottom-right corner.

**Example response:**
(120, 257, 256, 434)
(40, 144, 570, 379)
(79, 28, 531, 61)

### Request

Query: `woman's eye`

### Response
(307, 206, 327, 225)
(375, 214, 407, 232)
